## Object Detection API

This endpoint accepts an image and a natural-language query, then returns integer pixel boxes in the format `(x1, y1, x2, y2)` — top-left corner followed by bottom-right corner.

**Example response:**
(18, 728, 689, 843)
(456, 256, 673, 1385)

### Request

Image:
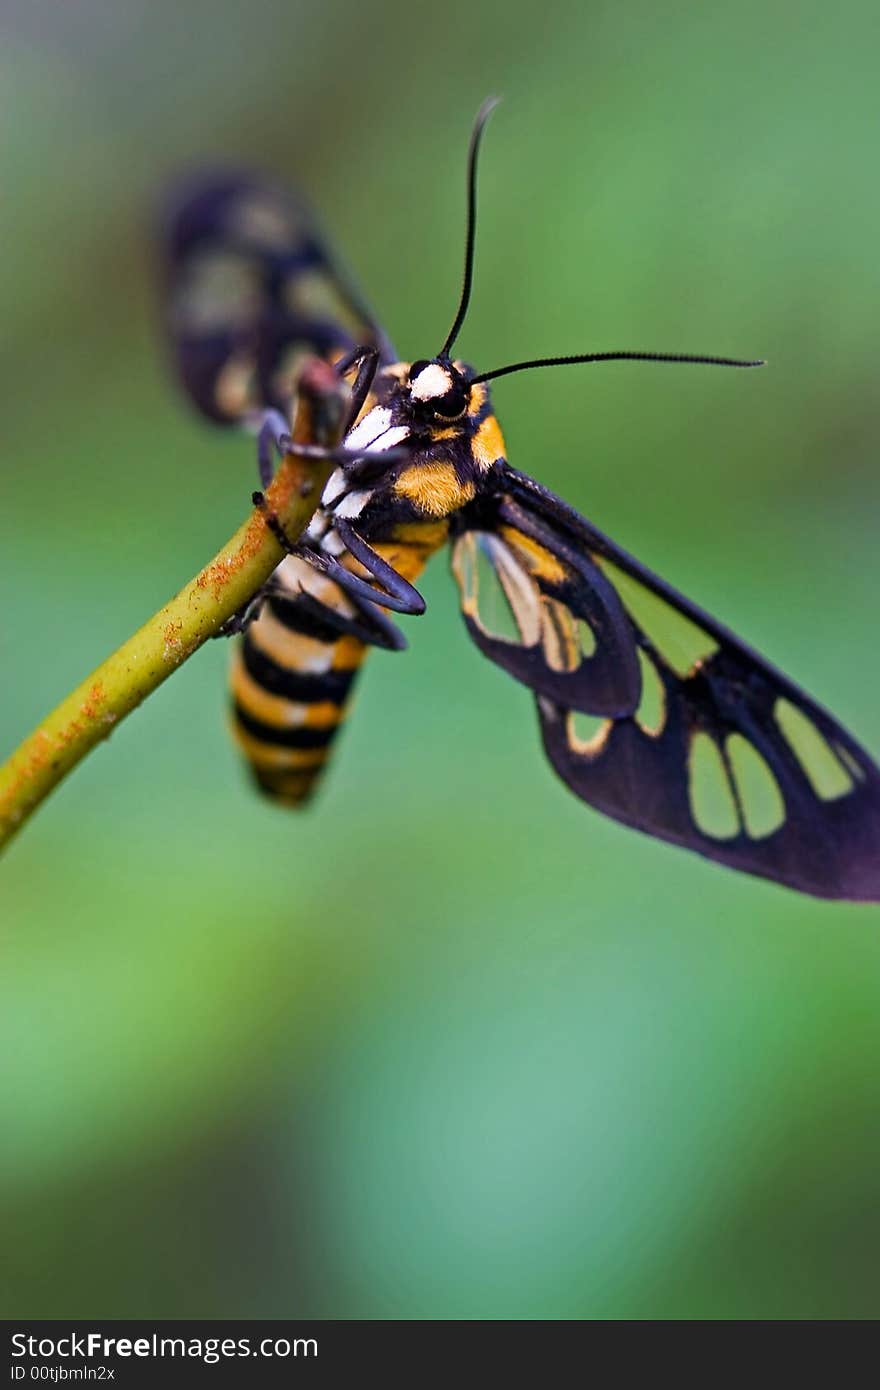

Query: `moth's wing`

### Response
(450, 492, 642, 716)
(501, 468, 880, 900)
(161, 169, 395, 424)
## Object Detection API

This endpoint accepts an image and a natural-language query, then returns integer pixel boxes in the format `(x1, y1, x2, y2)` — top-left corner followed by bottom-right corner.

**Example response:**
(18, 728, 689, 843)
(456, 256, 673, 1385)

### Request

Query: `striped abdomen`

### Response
(230, 526, 446, 805)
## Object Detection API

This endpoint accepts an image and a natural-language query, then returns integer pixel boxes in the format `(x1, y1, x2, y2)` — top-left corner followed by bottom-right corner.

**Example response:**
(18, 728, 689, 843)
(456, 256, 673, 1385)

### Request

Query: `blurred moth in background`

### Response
(161, 100, 880, 901)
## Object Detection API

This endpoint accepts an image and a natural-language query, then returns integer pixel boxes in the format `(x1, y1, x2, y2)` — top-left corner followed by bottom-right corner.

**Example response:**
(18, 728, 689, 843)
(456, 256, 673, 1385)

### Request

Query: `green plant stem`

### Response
(0, 358, 348, 856)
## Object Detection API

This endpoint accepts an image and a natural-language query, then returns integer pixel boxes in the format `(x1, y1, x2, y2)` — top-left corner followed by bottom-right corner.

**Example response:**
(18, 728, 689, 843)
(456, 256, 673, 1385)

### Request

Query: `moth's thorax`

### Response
(310, 360, 508, 538)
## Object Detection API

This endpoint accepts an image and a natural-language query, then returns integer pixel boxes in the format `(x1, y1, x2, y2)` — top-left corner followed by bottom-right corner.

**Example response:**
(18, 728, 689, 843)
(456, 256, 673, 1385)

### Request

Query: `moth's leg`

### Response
(334, 345, 381, 433)
(256, 409, 292, 489)
(251, 495, 425, 617)
(255, 401, 405, 488)
(215, 568, 298, 638)
(304, 546, 425, 616)
(253, 342, 382, 488)
(215, 587, 270, 638)
(255, 407, 360, 488)
(252, 489, 299, 557)
(269, 583, 410, 653)
(232, 351, 389, 640)
(332, 518, 426, 614)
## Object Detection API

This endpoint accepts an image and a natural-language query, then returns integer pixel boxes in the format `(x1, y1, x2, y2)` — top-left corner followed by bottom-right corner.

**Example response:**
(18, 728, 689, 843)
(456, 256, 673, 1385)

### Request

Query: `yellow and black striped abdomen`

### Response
(231, 556, 367, 805)
(231, 525, 447, 805)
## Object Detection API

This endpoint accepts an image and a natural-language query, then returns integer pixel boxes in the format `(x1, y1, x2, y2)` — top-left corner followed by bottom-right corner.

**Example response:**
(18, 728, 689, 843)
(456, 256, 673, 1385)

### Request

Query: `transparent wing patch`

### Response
(451, 497, 641, 716)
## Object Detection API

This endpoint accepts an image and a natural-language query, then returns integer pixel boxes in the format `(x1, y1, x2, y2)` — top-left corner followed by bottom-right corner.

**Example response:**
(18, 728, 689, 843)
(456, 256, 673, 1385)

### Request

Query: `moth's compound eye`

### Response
(431, 380, 469, 419)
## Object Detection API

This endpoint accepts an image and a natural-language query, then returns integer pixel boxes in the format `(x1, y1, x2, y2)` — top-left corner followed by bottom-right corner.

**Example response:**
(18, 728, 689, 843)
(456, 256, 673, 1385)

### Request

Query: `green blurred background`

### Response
(2, 0, 880, 1320)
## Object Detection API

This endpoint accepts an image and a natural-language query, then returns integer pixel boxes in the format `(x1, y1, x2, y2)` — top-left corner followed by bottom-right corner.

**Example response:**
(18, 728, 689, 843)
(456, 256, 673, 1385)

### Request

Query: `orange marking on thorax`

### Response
(391, 520, 450, 548)
(373, 543, 427, 584)
(393, 462, 476, 517)
(471, 414, 506, 470)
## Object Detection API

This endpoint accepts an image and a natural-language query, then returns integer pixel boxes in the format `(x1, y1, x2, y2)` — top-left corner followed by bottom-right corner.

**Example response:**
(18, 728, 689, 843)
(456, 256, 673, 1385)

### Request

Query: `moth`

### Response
(161, 100, 880, 900)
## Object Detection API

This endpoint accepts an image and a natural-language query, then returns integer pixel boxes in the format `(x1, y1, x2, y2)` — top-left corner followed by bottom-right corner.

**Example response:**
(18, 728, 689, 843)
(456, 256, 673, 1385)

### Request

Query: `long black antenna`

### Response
(471, 349, 765, 384)
(438, 96, 500, 360)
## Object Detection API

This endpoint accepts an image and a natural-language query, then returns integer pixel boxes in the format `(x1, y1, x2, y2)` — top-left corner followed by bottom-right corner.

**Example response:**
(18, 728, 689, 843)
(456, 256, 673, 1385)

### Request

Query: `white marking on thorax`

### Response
(346, 406, 390, 451)
(410, 363, 452, 401)
(321, 529, 347, 557)
(334, 489, 372, 519)
(368, 424, 409, 452)
(321, 467, 348, 508)
(305, 514, 329, 542)
(345, 406, 410, 454)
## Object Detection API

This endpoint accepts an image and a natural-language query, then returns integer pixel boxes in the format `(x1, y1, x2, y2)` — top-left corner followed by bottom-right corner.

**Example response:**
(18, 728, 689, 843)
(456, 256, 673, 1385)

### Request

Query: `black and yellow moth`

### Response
(160, 101, 880, 901)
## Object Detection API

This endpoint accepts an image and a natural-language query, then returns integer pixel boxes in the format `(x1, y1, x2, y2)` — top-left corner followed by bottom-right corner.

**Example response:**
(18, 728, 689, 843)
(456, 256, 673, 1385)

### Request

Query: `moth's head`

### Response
(343, 358, 484, 459)
(343, 97, 763, 463)
(344, 357, 484, 459)
(406, 357, 471, 423)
